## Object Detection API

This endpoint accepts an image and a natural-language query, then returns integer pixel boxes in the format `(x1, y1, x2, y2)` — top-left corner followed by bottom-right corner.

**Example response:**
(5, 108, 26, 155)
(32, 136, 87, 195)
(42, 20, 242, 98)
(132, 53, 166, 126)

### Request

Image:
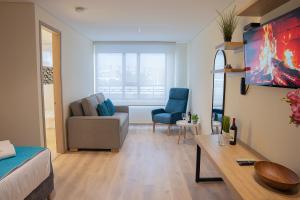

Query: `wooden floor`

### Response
(51, 125, 235, 200)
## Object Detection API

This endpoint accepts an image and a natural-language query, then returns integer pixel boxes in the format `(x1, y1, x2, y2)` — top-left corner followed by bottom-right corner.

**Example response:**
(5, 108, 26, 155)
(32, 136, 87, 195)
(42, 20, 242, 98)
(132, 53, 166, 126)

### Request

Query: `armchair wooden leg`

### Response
(168, 124, 171, 135)
(153, 122, 156, 133)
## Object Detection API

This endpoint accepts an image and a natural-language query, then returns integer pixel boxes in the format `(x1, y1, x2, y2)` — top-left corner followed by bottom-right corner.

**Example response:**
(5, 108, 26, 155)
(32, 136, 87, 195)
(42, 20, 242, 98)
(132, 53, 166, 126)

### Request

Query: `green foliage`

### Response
(191, 114, 199, 121)
(217, 6, 238, 41)
(222, 116, 231, 133)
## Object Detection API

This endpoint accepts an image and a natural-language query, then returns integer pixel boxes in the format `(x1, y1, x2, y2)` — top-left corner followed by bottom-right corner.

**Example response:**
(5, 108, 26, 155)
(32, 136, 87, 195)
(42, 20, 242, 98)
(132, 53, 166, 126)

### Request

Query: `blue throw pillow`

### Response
(97, 102, 111, 116)
(105, 98, 115, 115)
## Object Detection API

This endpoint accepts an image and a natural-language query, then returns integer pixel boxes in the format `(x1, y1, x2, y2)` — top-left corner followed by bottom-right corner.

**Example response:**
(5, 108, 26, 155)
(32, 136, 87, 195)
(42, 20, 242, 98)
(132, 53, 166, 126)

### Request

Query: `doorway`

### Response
(40, 24, 64, 160)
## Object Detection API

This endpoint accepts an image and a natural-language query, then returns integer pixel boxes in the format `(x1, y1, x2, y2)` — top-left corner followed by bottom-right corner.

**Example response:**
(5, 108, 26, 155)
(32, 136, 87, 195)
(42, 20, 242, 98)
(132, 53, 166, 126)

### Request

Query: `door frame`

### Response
(39, 21, 65, 153)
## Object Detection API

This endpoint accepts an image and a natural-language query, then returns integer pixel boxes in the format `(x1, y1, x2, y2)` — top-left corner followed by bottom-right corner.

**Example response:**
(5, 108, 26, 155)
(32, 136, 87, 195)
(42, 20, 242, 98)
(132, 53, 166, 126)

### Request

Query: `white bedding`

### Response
(0, 149, 51, 200)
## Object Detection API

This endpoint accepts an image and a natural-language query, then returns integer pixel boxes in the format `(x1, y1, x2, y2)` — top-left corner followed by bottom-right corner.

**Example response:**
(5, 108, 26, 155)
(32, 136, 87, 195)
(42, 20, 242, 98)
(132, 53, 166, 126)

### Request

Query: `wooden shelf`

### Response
(213, 68, 246, 74)
(238, 0, 290, 17)
(215, 42, 244, 51)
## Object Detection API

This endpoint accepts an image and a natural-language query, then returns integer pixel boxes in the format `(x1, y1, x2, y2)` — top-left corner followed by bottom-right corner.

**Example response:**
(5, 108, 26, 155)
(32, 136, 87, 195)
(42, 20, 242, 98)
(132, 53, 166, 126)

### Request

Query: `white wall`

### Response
(188, 0, 300, 174)
(175, 44, 188, 87)
(35, 5, 94, 150)
(0, 2, 42, 146)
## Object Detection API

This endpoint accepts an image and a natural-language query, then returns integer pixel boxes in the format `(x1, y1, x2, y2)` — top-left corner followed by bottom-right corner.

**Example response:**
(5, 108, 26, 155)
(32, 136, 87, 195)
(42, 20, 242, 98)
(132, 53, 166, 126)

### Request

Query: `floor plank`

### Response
(51, 125, 235, 200)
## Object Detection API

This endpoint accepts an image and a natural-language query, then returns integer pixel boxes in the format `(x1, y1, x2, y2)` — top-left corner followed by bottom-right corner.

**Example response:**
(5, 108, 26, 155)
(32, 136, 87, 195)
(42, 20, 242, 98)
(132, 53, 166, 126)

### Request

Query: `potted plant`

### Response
(217, 6, 238, 42)
(191, 114, 199, 124)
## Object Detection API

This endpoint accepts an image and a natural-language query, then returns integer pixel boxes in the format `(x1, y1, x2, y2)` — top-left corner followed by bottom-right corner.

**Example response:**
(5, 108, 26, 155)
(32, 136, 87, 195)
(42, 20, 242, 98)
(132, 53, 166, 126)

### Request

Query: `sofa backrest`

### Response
(70, 93, 106, 116)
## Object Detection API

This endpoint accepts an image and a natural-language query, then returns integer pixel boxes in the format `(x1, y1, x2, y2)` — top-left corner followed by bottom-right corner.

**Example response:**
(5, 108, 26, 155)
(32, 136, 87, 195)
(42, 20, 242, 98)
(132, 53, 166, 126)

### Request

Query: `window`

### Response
(95, 52, 167, 105)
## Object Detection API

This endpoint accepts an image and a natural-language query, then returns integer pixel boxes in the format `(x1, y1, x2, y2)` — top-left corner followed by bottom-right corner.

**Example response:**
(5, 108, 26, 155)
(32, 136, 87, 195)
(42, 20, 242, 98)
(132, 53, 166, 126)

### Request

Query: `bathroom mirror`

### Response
(211, 50, 226, 134)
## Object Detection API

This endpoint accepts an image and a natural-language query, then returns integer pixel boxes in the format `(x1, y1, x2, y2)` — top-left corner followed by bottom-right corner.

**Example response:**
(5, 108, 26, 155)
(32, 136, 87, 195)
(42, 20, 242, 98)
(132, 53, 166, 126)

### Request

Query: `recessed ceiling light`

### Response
(75, 6, 86, 13)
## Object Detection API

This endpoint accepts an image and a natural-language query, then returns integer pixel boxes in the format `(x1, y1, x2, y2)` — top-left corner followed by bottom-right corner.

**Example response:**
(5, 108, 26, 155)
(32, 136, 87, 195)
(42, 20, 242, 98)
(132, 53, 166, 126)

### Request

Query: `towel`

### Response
(0, 140, 16, 160)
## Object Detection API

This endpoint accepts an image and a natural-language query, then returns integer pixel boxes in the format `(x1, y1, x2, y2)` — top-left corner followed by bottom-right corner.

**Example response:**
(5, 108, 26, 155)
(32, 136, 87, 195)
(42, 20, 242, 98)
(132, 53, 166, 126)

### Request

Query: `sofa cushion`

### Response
(81, 95, 99, 116)
(104, 99, 116, 115)
(95, 93, 105, 104)
(113, 112, 129, 128)
(70, 100, 84, 116)
(97, 102, 111, 116)
(153, 113, 172, 124)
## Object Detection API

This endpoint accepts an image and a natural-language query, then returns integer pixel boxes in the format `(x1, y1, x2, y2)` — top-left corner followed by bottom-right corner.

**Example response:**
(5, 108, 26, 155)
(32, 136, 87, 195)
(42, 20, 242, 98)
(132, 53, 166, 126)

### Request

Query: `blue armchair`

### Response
(152, 88, 189, 134)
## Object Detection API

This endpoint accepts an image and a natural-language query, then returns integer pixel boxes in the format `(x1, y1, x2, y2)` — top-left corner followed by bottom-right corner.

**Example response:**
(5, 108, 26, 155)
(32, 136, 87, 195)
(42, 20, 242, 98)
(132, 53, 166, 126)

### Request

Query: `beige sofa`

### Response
(67, 93, 129, 152)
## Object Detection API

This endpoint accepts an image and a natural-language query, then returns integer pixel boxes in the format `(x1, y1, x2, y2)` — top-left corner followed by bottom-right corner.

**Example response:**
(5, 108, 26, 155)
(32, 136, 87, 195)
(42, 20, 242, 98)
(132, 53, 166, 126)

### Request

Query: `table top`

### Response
(176, 120, 199, 127)
(195, 134, 300, 200)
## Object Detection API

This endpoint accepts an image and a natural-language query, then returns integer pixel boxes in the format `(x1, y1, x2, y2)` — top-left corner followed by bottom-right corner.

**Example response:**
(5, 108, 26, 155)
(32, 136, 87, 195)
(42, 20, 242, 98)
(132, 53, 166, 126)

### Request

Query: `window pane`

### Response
(125, 53, 138, 99)
(96, 53, 123, 98)
(140, 54, 166, 99)
(41, 28, 53, 67)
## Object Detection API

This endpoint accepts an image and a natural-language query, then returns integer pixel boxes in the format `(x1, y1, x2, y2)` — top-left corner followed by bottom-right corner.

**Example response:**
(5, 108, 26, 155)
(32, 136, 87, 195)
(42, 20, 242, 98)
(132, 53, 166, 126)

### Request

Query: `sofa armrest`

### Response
(67, 116, 121, 149)
(115, 105, 129, 113)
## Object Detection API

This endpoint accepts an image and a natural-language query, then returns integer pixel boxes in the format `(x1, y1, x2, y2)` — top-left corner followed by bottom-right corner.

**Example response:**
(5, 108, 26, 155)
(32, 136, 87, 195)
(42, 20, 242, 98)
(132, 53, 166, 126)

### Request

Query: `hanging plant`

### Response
(217, 6, 238, 42)
(283, 89, 300, 126)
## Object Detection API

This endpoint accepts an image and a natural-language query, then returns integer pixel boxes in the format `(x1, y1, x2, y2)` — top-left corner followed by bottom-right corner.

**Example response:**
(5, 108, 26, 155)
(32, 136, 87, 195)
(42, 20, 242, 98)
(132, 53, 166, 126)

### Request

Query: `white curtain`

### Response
(94, 42, 176, 106)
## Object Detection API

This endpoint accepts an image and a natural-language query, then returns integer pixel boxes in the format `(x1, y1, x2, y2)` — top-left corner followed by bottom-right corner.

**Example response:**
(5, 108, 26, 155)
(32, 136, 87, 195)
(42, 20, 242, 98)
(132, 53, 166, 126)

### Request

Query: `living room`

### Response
(0, 0, 300, 200)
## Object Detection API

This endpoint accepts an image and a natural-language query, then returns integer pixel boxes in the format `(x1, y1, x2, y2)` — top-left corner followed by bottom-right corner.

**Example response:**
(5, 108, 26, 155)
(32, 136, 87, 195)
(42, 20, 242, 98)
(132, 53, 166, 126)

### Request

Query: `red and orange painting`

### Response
(244, 7, 300, 88)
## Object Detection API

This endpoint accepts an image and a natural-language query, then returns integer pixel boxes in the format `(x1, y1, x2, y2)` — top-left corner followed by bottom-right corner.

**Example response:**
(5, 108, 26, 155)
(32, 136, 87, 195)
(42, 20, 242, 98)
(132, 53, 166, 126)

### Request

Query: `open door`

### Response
(40, 23, 64, 159)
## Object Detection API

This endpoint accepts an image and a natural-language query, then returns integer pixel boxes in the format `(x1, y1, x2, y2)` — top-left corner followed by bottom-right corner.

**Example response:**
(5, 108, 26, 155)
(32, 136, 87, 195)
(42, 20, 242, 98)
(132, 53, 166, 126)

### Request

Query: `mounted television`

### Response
(244, 7, 300, 88)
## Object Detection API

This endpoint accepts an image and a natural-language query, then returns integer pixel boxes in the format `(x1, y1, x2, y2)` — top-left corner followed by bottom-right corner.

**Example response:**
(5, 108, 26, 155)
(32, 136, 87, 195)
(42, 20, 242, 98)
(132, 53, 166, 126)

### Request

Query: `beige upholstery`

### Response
(70, 100, 84, 116)
(67, 93, 129, 151)
(81, 95, 99, 116)
(95, 93, 105, 104)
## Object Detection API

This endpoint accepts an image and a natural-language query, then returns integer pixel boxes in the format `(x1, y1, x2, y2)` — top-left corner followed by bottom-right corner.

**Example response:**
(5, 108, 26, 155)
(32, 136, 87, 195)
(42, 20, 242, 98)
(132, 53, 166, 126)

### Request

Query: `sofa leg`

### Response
(69, 148, 78, 152)
(168, 125, 171, 135)
(111, 148, 119, 153)
(153, 122, 156, 133)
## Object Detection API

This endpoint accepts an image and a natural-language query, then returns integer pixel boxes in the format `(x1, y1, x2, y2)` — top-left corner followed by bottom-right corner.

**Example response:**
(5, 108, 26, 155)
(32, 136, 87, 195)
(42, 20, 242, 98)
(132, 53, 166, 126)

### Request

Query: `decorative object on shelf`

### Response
(42, 67, 53, 84)
(254, 161, 300, 191)
(191, 114, 199, 124)
(217, 6, 238, 42)
(283, 89, 300, 126)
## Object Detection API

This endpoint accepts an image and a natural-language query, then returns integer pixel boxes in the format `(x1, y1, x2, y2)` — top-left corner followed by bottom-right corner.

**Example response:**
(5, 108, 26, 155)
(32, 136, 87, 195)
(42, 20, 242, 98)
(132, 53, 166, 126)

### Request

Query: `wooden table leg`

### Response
(177, 126, 182, 144)
(184, 127, 186, 139)
(195, 126, 199, 135)
(195, 145, 223, 182)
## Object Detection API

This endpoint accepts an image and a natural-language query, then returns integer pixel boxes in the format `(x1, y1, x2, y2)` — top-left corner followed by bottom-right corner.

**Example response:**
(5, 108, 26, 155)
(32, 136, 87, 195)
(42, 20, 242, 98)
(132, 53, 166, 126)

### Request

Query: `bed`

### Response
(0, 147, 54, 200)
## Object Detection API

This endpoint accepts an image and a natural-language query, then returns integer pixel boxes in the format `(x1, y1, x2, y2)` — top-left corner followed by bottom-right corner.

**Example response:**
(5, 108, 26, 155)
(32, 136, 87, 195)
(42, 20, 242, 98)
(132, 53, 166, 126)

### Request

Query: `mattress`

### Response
(0, 149, 51, 200)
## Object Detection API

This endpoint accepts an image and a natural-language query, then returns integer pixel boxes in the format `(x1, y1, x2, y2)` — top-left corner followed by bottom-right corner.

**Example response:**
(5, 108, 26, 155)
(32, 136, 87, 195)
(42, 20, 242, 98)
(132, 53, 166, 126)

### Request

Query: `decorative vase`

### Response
(224, 35, 232, 42)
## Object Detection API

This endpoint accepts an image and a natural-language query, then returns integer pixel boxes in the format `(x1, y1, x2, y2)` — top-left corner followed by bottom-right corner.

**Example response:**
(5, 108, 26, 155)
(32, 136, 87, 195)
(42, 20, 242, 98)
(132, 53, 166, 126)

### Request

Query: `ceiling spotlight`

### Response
(138, 27, 142, 33)
(75, 6, 86, 12)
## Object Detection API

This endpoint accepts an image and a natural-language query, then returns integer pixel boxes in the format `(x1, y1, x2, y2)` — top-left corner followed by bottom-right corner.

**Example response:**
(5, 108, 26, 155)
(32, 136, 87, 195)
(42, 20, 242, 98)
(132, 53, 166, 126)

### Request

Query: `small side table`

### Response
(176, 120, 200, 144)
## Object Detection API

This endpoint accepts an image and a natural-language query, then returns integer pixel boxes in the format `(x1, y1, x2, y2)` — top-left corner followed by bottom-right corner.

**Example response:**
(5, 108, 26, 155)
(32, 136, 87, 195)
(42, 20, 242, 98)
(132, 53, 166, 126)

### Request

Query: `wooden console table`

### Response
(194, 134, 300, 200)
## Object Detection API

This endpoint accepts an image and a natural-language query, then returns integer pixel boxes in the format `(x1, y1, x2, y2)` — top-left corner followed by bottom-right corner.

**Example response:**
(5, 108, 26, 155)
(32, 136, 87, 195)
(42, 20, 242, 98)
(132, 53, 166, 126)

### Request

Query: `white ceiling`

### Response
(6, 0, 235, 42)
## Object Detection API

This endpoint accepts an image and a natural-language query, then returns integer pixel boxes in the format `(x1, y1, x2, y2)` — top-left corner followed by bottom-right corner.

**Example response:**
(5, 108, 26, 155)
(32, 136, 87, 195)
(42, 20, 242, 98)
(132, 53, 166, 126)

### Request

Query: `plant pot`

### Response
(224, 35, 232, 42)
(192, 120, 198, 124)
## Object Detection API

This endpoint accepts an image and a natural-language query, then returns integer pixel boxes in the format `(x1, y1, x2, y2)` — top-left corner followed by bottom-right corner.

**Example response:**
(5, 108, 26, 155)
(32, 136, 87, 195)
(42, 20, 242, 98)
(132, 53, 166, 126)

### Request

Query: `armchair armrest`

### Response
(151, 108, 165, 116)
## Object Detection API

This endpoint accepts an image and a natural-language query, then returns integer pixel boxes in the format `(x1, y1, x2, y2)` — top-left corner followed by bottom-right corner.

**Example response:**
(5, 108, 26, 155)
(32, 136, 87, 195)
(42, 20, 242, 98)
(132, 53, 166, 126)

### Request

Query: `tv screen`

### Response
(244, 7, 300, 88)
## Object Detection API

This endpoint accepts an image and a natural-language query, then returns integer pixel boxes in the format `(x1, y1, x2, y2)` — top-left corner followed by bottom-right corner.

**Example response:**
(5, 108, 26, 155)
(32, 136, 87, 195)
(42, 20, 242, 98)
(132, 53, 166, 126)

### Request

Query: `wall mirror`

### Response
(211, 50, 226, 134)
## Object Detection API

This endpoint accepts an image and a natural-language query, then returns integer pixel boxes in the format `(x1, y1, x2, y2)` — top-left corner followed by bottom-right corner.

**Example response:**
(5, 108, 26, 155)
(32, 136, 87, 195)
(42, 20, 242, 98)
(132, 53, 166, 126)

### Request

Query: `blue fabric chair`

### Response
(152, 88, 189, 134)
